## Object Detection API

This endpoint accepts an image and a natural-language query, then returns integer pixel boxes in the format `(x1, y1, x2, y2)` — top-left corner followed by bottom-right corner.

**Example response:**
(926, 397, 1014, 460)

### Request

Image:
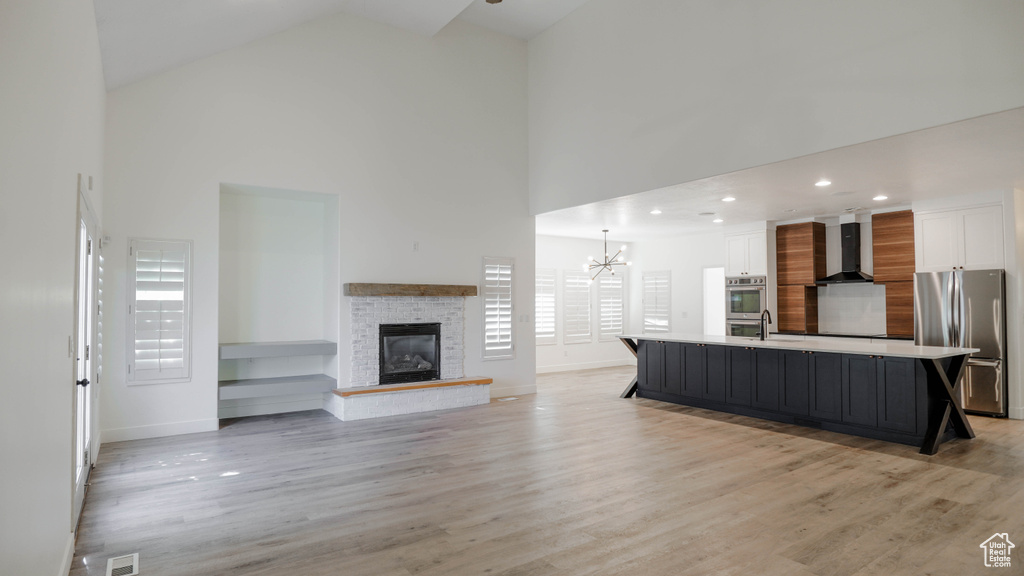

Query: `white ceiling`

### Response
(94, 0, 591, 90)
(536, 107, 1024, 242)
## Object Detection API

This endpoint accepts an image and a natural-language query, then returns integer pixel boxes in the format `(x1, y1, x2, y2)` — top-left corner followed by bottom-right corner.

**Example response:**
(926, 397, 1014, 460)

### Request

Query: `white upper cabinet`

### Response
(915, 205, 1004, 272)
(725, 231, 768, 276)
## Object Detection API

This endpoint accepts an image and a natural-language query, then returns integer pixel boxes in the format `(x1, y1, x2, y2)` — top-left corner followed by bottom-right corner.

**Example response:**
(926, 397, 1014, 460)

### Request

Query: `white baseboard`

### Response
(536, 359, 635, 374)
(489, 383, 537, 398)
(102, 418, 219, 443)
(1009, 407, 1024, 420)
(218, 397, 324, 419)
(59, 531, 74, 576)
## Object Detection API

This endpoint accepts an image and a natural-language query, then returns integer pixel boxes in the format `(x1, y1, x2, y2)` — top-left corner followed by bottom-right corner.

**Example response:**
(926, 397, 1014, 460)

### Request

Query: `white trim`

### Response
(59, 531, 74, 576)
(488, 382, 538, 398)
(1010, 407, 1024, 420)
(127, 238, 194, 384)
(101, 418, 218, 442)
(536, 359, 636, 374)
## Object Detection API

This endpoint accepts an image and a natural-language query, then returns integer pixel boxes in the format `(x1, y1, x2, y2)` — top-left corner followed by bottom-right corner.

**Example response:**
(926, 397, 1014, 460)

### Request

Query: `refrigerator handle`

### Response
(944, 272, 955, 347)
(955, 271, 965, 347)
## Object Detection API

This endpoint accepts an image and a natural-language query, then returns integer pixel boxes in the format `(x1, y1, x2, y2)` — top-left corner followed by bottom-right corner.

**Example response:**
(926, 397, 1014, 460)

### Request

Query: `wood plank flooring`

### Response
(71, 367, 1024, 575)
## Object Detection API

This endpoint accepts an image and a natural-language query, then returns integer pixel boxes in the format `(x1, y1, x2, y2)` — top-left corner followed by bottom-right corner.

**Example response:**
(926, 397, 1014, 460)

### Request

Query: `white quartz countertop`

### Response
(619, 333, 979, 360)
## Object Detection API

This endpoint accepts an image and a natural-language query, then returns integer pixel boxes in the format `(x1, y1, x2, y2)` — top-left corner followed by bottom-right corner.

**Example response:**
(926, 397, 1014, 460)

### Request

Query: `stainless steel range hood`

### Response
(816, 222, 873, 284)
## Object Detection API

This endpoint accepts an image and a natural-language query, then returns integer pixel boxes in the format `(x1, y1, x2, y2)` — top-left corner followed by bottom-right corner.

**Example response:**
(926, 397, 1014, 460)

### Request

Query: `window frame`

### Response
(598, 273, 625, 342)
(535, 268, 557, 346)
(562, 270, 592, 344)
(127, 238, 193, 384)
(642, 270, 671, 334)
(482, 256, 515, 360)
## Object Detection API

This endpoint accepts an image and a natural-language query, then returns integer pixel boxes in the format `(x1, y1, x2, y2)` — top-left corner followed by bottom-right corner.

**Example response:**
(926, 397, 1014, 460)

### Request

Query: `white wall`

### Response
(0, 0, 106, 573)
(535, 235, 635, 372)
(218, 185, 338, 416)
(528, 0, 1024, 214)
(102, 13, 533, 441)
(629, 230, 729, 334)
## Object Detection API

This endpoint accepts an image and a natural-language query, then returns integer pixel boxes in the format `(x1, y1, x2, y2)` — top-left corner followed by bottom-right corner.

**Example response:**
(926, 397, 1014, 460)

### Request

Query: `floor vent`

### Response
(106, 553, 139, 576)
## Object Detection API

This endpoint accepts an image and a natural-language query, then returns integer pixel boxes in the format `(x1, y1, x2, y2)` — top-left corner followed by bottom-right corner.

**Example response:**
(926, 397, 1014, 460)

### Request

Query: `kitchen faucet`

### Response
(760, 309, 772, 341)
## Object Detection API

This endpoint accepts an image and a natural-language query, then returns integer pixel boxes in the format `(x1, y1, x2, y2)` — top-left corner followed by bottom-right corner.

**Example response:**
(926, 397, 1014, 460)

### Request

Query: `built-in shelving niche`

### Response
(217, 184, 340, 418)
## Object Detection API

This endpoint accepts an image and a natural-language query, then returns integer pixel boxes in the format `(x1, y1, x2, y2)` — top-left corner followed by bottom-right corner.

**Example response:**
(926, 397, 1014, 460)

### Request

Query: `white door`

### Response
(72, 192, 99, 530)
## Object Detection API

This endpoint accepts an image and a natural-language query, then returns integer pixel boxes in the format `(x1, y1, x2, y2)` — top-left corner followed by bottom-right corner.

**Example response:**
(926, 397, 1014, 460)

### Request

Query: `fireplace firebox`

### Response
(379, 323, 441, 385)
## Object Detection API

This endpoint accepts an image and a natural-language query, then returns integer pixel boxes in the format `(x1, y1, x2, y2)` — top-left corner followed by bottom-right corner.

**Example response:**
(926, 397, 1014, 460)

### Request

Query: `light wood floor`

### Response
(72, 367, 1024, 575)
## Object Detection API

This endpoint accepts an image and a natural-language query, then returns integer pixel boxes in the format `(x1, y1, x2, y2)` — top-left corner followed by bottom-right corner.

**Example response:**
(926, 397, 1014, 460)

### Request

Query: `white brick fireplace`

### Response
(348, 296, 465, 387)
(324, 284, 489, 421)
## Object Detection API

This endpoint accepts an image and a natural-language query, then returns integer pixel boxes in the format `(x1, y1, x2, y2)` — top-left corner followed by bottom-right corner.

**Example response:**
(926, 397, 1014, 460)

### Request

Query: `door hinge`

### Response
(87, 239, 92, 255)
(85, 344, 90, 361)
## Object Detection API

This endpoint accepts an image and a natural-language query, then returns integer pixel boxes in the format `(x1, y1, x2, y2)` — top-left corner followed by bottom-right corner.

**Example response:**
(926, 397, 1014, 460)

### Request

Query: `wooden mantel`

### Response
(343, 283, 477, 297)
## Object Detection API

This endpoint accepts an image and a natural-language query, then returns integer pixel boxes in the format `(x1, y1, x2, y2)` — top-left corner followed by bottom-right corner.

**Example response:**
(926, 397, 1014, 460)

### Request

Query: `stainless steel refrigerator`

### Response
(914, 269, 1007, 416)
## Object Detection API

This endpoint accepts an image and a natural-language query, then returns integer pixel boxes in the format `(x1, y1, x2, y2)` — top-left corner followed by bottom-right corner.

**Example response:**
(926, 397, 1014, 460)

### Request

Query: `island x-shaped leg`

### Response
(618, 337, 638, 398)
(920, 354, 975, 455)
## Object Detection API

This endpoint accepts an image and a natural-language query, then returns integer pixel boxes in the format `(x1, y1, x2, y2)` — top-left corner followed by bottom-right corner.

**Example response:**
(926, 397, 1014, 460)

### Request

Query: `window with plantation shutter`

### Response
(535, 268, 556, 345)
(482, 257, 514, 359)
(563, 270, 591, 344)
(643, 270, 671, 333)
(128, 239, 192, 383)
(598, 274, 624, 341)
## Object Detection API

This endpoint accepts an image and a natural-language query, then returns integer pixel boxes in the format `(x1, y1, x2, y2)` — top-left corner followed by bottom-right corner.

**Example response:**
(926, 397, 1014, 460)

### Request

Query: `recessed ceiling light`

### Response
(713, 218, 724, 223)
(815, 179, 832, 187)
(873, 194, 888, 201)
(784, 209, 798, 213)
(722, 196, 736, 202)
(650, 209, 662, 215)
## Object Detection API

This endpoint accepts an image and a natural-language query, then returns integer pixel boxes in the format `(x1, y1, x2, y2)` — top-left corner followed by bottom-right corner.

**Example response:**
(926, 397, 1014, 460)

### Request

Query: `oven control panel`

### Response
(726, 276, 766, 286)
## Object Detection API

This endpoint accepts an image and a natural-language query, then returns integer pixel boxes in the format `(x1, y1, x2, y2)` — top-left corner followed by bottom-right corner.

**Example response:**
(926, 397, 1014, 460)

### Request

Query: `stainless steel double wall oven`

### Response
(725, 275, 767, 337)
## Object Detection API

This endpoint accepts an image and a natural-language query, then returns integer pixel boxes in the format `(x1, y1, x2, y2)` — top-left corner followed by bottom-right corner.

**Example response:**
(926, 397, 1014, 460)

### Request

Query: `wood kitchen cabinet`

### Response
(777, 285, 818, 334)
(779, 350, 810, 416)
(725, 231, 768, 276)
(776, 222, 826, 286)
(884, 281, 914, 338)
(808, 352, 843, 422)
(872, 209, 916, 338)
(872, 210, 915, 282)
(915, 205, 1004, 272)
(841, 354, 878, 427)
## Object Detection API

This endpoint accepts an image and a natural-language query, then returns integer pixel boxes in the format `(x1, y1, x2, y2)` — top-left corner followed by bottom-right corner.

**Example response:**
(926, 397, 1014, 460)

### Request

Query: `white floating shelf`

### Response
(219, 340, 337, 359)
(218, 374, 337, 400)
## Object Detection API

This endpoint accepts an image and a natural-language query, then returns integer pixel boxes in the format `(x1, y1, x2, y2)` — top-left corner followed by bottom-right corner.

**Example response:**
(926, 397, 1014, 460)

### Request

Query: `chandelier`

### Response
(584, 229, 631, 281)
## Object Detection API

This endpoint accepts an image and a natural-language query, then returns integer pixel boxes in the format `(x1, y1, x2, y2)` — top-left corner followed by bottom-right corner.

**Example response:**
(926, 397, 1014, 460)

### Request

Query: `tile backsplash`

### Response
(816, 283, 887, 335)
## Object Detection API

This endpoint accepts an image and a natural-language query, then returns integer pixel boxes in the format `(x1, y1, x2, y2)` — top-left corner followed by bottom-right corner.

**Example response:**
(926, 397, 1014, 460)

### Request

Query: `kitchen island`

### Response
(618, 334, 979, 454)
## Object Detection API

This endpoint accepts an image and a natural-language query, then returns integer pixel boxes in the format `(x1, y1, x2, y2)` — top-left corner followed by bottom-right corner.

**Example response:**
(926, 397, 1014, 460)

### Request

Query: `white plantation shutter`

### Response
(482, 257, 514, 359)
(535, 268, 556, 345)
(96, 248, 104, 385)
(128, 239, 192, 382)
(563, 270, 591, 344)
(598, 274, 625, 341)
(643, 270, 671, 333)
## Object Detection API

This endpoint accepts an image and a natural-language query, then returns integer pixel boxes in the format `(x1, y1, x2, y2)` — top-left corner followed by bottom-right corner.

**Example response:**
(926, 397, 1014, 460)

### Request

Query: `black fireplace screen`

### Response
(379, 323, 441, 385)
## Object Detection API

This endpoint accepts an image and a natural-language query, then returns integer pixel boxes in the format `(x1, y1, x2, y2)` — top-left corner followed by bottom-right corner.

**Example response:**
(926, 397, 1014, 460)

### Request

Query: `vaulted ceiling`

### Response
(94, 0, 592, 89)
